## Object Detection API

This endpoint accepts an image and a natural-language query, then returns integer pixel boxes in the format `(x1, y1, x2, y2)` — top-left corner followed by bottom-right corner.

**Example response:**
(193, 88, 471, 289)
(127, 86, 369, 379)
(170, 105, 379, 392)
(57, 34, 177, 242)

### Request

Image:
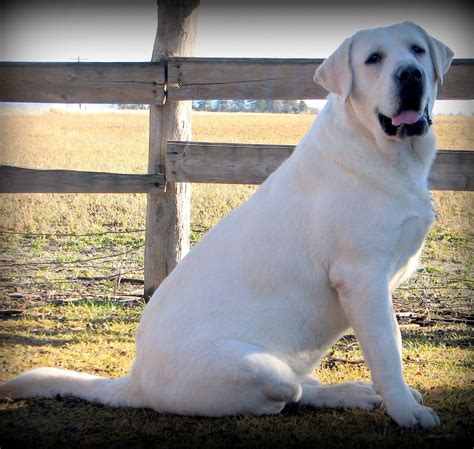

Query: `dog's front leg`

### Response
(391, 310, 424, 405)
(331, 265, 440, 428)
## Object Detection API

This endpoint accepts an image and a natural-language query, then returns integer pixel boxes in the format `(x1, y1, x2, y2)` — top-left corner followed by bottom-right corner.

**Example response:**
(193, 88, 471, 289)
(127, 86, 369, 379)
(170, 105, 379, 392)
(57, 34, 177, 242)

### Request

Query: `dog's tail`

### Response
(0, 367, 145, 408)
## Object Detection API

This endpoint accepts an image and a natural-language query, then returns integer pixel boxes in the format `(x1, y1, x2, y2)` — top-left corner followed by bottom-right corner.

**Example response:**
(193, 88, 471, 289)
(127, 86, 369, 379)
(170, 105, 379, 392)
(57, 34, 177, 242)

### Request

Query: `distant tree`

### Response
(254, 100, 266, 113)
(272, 100, 285, 113)
(232, 100, 245, 112)
(263, 100, 275, 113)
(204, 101, 212, 111)
(216, 100, 232, 112)
(297, 100, 308, 114)
(203, 100, 214, 111)
(245, 100, 256, 112)
(193, 100, 206, 111)
(116, 104, 148, 110)
(281, 100, 295, 113)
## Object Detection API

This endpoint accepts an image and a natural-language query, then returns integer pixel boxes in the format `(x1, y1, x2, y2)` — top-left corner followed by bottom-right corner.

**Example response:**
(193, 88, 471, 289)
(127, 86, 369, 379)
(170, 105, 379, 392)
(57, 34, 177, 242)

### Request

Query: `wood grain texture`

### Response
(0, 166, 165, 193)
(144, 0, 199, 299)
(1, 59, 471, 103)
(167, 142, 474, 191)
(0, 62, 165, 104)
(437, 60, 474, 100)
(168, 58, 324, 100)
(167, 58, 473, 100)
(167, 141, 295, 184)
(429, 150, 474, 191)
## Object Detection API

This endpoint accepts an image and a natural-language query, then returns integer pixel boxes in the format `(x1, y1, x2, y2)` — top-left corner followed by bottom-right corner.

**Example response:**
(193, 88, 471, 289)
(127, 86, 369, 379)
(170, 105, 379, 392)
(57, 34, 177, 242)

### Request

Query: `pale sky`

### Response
(1, 0, 473, 113)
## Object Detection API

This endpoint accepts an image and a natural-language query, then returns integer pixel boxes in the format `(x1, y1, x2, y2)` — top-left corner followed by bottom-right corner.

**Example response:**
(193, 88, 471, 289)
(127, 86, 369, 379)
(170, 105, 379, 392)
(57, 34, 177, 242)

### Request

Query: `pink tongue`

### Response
(391, 110, 422, 126)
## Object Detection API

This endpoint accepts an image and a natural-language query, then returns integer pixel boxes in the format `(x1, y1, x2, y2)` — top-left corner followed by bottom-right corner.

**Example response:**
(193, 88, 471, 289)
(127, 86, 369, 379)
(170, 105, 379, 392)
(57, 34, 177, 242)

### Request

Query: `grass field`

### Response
(0, 111, 472, 233)
(0, 111, 473, 448)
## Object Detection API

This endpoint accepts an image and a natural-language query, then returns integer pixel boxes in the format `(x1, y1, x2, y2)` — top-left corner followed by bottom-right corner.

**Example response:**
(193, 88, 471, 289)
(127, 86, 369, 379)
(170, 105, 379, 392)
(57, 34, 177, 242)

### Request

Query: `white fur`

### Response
(0, 22, 453, 428)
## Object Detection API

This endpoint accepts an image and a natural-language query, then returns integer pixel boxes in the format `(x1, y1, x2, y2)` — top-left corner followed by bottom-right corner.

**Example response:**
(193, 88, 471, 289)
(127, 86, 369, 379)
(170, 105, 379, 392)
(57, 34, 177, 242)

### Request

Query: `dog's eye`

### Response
(365, 53, 382, 65)
(412, 45, 426, 55)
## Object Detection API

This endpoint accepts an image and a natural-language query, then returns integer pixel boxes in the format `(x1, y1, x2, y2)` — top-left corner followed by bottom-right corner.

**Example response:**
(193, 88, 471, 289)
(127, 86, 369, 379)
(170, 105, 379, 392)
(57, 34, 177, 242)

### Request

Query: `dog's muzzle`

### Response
(378, 64, 431, 138)
(378, 106, 432, 138)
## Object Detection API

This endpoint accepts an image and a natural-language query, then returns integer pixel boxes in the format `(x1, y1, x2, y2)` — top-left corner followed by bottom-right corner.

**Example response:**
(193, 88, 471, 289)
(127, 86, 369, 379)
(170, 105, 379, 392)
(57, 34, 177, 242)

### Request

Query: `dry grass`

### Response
(0, 301, 472, 449)
(0, 111, 471, 233)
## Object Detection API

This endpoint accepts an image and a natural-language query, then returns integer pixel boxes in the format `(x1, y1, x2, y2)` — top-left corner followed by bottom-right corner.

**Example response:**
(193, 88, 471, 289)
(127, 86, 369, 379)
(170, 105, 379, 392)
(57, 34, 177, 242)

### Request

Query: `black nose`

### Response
(396, 64, 424, 83)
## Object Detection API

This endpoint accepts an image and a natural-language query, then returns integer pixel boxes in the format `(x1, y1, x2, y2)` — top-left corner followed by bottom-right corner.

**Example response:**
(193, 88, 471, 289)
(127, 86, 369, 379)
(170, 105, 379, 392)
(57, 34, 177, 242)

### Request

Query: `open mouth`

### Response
(378, 106, 432, 138)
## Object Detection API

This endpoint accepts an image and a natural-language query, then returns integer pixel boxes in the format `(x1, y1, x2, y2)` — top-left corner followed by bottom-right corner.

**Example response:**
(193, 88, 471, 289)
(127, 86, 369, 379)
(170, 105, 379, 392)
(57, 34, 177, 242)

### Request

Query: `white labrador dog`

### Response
(1, 22, 453, 428)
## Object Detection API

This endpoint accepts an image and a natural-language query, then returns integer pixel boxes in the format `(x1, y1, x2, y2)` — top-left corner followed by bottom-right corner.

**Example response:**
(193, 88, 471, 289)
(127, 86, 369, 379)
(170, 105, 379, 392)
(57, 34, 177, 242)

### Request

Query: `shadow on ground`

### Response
(0, 387, 472, 449)
(400, 325, 473, 348)
(0, 332, 81, 348)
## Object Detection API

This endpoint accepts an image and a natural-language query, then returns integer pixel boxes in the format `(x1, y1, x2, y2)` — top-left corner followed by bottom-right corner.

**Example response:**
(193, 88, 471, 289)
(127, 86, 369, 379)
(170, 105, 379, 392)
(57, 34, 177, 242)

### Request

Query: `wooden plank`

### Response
(0, 62, 165, 104)
(167, 142, 295, 184)
(144, 0, 199, 300)
(167, 142, 474, 191)
(167, 58, 474, 100)
(0, 166, 165, 193)
(438, 59, 474, 100)
(168, 58, 324, 100)
(1, 58, 470, 104)
(429, 150, 474, 191)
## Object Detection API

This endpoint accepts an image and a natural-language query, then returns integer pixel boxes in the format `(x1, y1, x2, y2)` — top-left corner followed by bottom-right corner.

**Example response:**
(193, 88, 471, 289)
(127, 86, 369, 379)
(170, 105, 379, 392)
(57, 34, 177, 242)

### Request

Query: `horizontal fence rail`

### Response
(0, 62, 166, 104)
(0, 59, 472, 103)
(167, 58, 474, 100)
(167, 142, 474, 191)
(0, 59, 472, 193)
(0, 166, 165, 193)
(168, 58, 325, 100)
(1, 147, 472, 194)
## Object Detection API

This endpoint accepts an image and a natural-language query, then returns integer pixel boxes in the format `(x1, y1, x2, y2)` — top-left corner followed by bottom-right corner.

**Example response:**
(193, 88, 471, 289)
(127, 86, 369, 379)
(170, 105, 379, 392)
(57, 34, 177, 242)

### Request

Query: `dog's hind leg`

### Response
(152, 339, 303, 416)
(218, 340, 303, 415)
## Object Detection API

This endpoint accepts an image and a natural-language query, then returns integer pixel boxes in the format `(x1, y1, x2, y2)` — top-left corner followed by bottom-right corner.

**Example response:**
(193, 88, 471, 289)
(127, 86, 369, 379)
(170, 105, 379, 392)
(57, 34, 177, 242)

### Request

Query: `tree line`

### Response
(115, 100, 318, 114)
(193, 99, 317, 114)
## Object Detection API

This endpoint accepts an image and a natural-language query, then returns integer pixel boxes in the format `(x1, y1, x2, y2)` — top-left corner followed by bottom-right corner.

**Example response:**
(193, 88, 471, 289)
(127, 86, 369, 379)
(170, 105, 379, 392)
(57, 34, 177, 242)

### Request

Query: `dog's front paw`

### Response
(369, 382, 423, 404)
(386, 400, 440, 428)
(407, 386, 423, 404)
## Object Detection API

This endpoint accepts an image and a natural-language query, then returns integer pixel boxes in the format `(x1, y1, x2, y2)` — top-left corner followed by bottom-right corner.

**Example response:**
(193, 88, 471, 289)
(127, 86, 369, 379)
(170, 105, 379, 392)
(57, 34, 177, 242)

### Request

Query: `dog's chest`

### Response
(390, 200, 435, 288)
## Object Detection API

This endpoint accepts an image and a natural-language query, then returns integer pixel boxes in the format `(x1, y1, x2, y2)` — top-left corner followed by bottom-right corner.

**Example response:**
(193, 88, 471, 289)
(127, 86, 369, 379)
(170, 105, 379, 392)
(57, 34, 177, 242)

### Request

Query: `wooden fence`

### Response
(1, 0, 473, 298)
(1, 59, 473, 193)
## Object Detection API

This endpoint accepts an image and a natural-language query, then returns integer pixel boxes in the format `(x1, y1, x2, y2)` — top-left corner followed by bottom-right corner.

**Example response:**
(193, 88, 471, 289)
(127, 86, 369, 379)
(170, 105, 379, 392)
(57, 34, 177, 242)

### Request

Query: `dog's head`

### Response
(314, 22, 453, 140)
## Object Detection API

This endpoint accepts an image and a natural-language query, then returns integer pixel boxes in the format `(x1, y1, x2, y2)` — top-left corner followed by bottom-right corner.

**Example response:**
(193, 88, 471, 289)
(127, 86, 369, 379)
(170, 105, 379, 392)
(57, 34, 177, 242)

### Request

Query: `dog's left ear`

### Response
(409, 22, 454, 84)
(314, 37, 353, 102)
(426, 36, 454, 84)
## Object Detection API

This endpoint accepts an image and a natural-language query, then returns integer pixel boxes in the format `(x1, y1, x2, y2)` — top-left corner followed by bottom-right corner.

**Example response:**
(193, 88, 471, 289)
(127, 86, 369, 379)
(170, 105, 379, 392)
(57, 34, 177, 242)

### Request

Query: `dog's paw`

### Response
(407, 386, 423, 404)
(383, 387, 439, 428)
(367, 381, 424, 405)
(318, 382, 383, 411)
(386, 401, 440, 428)
(384, 387, 441, 429)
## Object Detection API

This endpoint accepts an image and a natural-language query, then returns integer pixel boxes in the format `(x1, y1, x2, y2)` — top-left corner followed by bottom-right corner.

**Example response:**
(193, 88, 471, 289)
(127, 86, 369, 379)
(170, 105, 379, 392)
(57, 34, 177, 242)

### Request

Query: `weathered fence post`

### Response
(144, 0, 200, 299)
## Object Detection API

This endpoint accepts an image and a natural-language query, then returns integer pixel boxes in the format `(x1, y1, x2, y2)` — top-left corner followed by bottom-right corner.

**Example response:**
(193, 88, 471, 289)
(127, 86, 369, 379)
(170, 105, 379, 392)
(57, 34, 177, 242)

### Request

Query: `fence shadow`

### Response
(400, 326, 473, 348)
(0, 332, 81, 348)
